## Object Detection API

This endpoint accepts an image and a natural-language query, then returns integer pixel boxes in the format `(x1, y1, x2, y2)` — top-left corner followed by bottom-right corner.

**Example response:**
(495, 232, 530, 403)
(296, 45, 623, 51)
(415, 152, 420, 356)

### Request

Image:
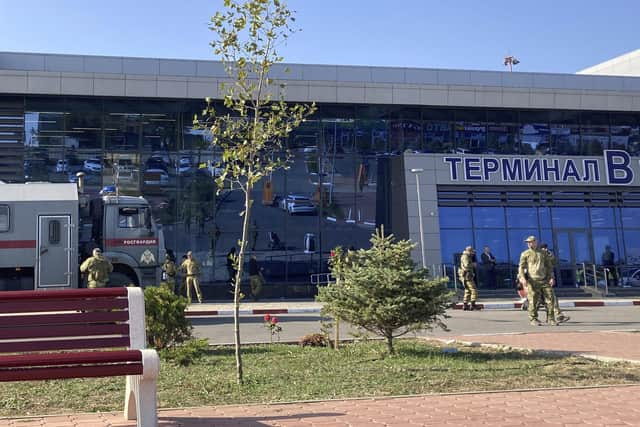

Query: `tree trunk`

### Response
(233, 185, 253, 384)
(386, 333, 394, 354)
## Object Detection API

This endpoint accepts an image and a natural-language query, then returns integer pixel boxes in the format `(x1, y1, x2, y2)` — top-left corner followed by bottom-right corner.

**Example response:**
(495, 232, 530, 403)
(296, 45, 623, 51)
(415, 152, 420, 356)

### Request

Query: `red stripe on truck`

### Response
(0, 240, 36, 249)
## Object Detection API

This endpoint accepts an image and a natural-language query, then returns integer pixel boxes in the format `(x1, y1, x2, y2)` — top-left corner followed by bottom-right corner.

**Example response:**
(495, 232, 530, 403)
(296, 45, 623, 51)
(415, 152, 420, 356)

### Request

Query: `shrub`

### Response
(160, 338, 209, 366)
(298, 333, 328, 348)
(144, 285, 193, 350)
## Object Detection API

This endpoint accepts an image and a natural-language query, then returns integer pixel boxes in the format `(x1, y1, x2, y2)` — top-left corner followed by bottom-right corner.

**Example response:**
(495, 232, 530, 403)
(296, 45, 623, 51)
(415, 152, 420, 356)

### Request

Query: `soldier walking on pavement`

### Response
(180, 251, 203, 304)
(80, 248, 113, 288)
(458, 246, 480, 310)
(518, 236, 557, 326)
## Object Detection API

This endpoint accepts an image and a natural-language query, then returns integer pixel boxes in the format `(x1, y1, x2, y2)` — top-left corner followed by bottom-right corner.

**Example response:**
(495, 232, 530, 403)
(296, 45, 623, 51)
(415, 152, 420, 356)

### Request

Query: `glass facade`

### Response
(4, 94, 640, 294)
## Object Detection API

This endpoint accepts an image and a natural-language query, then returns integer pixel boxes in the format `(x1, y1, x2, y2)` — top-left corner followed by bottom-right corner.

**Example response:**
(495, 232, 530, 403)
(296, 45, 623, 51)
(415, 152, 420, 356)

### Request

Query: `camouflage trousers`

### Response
(185, 276, 203, 304)
(527, 279, 555, 323)
(462, 278, 478, 303)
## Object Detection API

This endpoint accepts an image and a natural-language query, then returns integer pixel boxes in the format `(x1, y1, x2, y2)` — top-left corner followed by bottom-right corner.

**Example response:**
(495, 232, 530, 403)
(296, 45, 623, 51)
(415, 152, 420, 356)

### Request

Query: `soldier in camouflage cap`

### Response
(80, 248, 113, 288)
(518, 236, 557, 326)
(458, 246, 480, 310)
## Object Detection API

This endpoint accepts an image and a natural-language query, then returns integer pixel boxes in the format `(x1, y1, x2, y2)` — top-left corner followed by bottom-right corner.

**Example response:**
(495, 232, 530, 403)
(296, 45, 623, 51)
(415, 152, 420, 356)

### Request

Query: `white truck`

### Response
(0, 178, 165, 291)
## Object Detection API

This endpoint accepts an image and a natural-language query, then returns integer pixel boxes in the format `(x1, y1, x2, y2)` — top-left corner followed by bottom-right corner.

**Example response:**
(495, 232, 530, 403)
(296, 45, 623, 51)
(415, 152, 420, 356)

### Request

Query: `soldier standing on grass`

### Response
(518, 236, 557, 326)
(80, 248, 113, 288)
(458, 246, 480, 311)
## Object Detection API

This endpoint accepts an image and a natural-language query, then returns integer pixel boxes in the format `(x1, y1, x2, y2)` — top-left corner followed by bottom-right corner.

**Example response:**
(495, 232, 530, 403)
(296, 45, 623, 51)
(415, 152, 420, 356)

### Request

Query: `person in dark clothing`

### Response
(602, 245, 618, 286)
(481, 246, 497, 288)
(226, 247, 237, 283)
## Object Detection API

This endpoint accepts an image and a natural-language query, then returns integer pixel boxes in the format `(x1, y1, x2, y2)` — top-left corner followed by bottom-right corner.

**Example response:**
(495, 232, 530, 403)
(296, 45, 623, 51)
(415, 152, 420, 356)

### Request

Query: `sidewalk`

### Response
(184, 297, 640, 317)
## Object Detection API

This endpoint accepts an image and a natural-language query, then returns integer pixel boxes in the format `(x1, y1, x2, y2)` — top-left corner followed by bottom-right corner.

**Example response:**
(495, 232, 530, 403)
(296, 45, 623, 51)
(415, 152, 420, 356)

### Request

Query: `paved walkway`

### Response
(3, 330, 640, 426)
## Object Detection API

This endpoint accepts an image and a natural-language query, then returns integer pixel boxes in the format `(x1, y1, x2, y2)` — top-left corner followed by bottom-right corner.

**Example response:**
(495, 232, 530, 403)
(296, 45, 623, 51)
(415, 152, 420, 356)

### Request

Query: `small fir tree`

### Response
(317, 227, 453, 354)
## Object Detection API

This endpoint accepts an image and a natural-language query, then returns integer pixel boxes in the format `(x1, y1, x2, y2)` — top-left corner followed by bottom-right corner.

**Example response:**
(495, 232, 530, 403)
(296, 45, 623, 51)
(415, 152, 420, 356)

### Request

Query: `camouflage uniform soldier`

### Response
(180, 251, 203, 304)
(458, 246, 480, 311)
(518, 236, 557, 326)
(162, 253, 178, 292)
(80, 248, 113, 288)
(540, 243, 570, 324)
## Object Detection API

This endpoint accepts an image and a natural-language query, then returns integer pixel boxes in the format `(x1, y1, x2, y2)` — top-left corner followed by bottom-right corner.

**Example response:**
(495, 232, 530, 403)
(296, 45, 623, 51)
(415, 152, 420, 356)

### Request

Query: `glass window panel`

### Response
(440, 229, 473, 265)
(552, 207, 588, 228)
(438, 207, 471, 228)
(64, 98, 103, 151)
(423, 121, 452, 153)
(621, 208, 640, 228)
(611, 125, 640, 154)
(454, 122, 486, 154)
(508, 229, 538, 264)
(487, 122, 520, 154)
(591, 208, 615, 228)
(506, 207, 537, 228)
(592, 230, 619, 265)
(623, 230, 640, 264)
(473, 207, 505, 228)
(474, 229, 508, 262)
(539, 207, 551, 228)
(0, 205, 9, 231)
(48, 220, 61, 244)
(520, 122, 549, 155)
(354, 119, 387, 154)
(389, 119, 421, 153)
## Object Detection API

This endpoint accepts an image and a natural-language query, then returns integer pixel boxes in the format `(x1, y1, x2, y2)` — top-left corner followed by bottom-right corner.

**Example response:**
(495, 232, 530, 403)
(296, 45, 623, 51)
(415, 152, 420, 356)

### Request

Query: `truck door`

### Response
(37, 215, 73, 288)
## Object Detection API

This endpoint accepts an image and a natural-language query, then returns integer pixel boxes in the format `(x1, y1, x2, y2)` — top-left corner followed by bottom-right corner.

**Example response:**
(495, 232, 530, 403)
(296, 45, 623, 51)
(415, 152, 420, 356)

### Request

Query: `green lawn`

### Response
(2, 339, 640, 417)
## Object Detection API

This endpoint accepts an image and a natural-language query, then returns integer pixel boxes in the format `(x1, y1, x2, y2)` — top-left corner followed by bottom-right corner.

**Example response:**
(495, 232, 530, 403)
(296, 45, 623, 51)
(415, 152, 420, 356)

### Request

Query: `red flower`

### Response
(271, 317, 278, 324)
(264, 314, 271, 322)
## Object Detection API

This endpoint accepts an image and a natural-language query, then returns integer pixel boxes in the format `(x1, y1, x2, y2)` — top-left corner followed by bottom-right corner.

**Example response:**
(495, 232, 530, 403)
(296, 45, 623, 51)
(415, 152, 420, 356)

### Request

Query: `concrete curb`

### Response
(184, 299, 640, 317)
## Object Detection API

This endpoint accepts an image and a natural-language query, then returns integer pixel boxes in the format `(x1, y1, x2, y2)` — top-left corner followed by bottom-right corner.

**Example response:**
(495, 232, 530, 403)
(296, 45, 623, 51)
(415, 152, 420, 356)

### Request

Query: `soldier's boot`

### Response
(462, 303, 471, 311)
(471, 301, 482, 310)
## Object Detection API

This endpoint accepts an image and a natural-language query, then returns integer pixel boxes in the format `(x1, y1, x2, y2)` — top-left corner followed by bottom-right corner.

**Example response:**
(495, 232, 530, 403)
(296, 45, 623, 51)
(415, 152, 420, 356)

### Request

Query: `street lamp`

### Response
(410, 168, 427, 269)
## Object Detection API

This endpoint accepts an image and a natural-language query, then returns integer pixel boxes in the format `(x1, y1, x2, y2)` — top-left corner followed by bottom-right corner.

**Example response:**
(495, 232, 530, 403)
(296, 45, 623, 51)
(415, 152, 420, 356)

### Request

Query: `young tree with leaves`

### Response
(317, 227, 453, 354)
(201, 0, 316, 384)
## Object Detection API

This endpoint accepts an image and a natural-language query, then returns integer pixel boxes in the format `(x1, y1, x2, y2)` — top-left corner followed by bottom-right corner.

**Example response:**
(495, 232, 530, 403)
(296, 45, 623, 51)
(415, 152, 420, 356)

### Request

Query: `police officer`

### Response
(518, 236, 557, 326)
(162, 253, 178, 292)
(180, 251, 203, 304)
(458, 246, 480, 311)
(80, 248, 113, 288)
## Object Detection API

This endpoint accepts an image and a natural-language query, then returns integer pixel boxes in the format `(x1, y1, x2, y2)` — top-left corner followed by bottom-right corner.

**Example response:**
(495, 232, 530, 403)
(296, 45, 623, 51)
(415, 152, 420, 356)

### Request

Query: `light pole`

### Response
(410, 168, 426, 269)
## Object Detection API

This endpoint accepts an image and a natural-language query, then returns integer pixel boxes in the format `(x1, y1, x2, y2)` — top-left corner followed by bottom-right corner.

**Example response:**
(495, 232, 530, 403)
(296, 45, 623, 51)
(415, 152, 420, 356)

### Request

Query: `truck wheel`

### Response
(109, 271, 137, 287)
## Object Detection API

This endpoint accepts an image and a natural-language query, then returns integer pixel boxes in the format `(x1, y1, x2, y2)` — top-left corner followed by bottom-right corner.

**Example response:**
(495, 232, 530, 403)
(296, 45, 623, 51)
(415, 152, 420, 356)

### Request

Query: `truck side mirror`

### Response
(144, 209, 152, 230)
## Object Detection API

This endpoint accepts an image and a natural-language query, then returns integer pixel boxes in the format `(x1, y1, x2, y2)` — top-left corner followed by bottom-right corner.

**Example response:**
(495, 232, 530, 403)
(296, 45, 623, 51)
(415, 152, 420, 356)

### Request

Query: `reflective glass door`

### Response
(554, 229, 592, 287)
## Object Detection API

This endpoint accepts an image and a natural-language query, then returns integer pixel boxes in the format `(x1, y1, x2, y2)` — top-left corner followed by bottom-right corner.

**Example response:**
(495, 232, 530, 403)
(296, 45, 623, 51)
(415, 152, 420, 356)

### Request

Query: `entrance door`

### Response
(37, 215, 72, 288)
(554, 229, 592, 287)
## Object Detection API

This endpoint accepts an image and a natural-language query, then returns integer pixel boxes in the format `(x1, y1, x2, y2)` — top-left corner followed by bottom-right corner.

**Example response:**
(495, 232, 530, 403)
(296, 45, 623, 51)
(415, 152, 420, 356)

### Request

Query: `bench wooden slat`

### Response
(0, 337, 131, 353)
(0, 311, 130, 327)
(0, 363, 144, 382)
(0, 323, 129, 340)
(0, 350, 141, 368)
(0, 288, 128, 301)
(0, 299, 129, 314)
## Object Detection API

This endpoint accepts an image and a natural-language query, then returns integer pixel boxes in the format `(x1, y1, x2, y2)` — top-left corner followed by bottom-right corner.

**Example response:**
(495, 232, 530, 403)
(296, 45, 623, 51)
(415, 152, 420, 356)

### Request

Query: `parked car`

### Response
(83, 158, 102, 173)
(143, 168, 169, 186)
(55, 159, 69, 173)
(145, 156, 168, 172)
(176, 157, 192, 175)
(287, 200, 317, 215)
(280, 193, 311, 211)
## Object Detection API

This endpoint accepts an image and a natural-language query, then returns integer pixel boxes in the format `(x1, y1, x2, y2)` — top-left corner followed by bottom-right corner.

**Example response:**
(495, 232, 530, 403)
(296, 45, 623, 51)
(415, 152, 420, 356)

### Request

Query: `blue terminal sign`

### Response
(443, 150, 638, 186)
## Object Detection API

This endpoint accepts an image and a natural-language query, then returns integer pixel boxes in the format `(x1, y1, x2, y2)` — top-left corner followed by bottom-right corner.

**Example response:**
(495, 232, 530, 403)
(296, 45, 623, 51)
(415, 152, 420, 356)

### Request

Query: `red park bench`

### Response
(0, 287, 159, 426)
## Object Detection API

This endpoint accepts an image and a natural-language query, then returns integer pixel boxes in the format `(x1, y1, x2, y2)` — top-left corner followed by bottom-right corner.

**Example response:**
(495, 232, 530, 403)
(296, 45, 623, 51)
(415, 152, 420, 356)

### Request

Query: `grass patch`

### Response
(2, 339, 640, 416)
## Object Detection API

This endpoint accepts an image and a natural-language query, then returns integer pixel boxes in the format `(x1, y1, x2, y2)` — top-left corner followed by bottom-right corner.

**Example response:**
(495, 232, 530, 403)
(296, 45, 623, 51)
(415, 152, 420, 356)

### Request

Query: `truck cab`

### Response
(80, 194, 165, 287)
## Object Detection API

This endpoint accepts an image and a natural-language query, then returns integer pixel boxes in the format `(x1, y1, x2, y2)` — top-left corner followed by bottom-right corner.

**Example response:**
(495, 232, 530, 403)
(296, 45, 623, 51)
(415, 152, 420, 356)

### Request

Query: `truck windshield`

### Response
(118, 207, 148, 228)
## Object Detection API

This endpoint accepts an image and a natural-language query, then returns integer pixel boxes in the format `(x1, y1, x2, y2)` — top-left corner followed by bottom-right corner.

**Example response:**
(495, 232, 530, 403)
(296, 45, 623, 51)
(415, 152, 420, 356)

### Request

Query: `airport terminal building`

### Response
(1, 50, 639, 294)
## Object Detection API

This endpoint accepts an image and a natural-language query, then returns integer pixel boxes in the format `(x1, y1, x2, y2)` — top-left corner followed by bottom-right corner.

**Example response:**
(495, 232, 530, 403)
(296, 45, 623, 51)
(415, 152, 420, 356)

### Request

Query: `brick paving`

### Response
(450, 331, 640, 363)
(3, 330, 640, 426)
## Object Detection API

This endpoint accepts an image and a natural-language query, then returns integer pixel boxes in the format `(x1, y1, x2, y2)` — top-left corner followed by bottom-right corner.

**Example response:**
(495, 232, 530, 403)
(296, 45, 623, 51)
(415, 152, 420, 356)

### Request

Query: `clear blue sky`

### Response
(1, 0, 638, 73)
